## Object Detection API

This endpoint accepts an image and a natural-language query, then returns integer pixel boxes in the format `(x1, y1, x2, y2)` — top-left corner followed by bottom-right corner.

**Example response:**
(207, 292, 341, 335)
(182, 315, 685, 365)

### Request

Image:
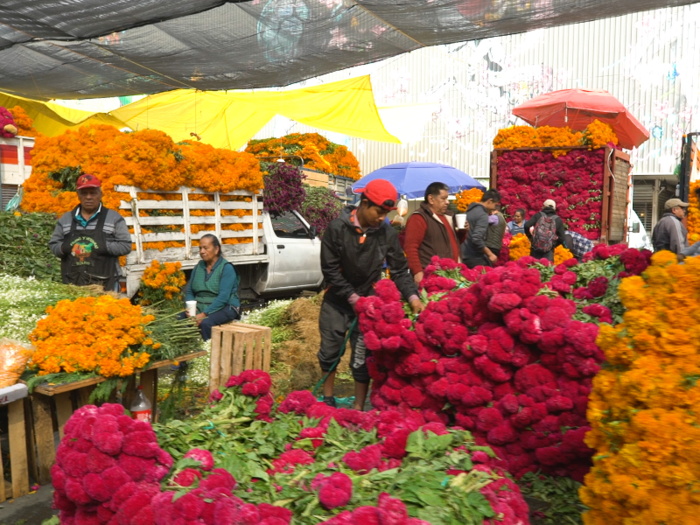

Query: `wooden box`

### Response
(209, 323, 272, 392)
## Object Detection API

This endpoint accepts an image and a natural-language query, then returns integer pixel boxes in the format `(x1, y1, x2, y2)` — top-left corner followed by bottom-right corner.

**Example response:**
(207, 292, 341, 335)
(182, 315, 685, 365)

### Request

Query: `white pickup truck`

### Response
(116, 185, 324, 299)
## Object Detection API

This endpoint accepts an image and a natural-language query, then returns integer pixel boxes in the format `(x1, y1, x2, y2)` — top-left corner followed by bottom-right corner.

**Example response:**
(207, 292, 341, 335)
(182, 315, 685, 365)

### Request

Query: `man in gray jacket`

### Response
(49, 174, 132, 292)
(461, 189, 501, 268)
(652, 198, 689, 259)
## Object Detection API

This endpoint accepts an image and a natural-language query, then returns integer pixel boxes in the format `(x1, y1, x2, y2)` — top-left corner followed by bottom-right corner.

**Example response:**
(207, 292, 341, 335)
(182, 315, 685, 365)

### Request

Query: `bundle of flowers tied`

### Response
(357, 246, 651, 482)
(52, 369, 530, 524)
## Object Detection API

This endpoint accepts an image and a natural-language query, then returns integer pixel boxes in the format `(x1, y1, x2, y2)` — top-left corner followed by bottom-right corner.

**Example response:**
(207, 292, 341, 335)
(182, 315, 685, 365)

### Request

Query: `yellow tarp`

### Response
(0, 92, 128, 136)
(111, 76, 400, 149)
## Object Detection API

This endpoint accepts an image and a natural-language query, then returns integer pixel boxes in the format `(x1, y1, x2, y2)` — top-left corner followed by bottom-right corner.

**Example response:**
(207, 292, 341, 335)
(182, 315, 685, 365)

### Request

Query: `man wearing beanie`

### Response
(49, 173, 132, 292)
(319, 178, 424, 410)
(524, 199, 567, 262)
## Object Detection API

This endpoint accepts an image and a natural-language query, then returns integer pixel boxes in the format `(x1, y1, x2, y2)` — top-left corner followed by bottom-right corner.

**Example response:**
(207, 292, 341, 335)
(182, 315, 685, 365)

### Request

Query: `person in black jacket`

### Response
(319, 179, 424, 410)
(460, 189, 501, 268)
(524, 199, 567, 262)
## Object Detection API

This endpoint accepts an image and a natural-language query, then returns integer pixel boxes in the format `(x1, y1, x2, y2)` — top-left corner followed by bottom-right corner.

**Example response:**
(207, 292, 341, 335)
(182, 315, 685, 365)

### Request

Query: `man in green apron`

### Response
(49, 174, 132, 292)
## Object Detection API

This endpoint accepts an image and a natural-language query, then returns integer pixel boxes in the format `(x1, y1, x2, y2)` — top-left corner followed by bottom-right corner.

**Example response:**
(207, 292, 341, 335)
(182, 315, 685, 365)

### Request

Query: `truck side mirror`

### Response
(308, 225, 318, 239)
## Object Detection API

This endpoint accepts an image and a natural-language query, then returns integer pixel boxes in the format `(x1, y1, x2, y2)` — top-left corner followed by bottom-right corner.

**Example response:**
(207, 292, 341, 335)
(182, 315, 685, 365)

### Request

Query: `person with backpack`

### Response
(461, 189, 502, 268)
(524, 199, 567, 262)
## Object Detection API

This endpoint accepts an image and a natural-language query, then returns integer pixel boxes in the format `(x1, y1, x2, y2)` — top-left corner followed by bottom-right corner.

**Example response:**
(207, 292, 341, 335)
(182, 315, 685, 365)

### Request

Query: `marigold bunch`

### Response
(687, 180, 700, 243)
(454, 188, 484, 212)
(508, 233, 531, 261)
(29, 295, 154, 377)
(581, 252, 700, 525)
(10, 106, 41, 137)
(554, 244, 575, 265)
(246, 132, 362, 180)
(138, 260, 187, 309)
(493, 120, 617, 155)
(581, 120, 619, 149)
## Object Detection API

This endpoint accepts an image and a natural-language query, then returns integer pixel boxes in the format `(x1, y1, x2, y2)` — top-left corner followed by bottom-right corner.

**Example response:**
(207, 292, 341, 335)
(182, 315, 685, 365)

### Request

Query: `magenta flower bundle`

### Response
(51, 403, 281, 525)
(53, 370, 532, 525)
(496, 149, 607, 239)
(359, 258, 606, 481)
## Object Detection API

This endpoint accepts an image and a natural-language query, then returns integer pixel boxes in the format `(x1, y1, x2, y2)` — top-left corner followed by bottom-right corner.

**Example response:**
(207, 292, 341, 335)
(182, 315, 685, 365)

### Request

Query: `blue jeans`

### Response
(178, 306, 240, 341)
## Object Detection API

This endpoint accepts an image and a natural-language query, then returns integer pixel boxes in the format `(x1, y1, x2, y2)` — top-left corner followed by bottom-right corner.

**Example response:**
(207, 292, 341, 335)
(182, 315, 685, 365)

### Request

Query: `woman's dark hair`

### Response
(200, 234, 222, 255)
(515, 208, 526, 218)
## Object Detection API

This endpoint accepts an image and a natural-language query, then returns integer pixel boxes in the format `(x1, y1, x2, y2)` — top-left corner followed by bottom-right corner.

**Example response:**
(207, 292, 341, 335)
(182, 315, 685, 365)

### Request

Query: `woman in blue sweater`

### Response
(184, 234, 240, 340)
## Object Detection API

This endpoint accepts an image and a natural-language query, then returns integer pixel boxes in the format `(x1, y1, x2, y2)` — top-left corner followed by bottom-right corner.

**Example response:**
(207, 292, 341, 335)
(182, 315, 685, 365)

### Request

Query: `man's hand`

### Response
(409, 298, 425, 315)
(487, 252, 498, 264)
(413, 271, 424, 285)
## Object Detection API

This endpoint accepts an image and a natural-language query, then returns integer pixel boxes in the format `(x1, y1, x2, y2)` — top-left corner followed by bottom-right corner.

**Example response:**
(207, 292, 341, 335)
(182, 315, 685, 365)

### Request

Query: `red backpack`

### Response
(532, 214, 558, 252)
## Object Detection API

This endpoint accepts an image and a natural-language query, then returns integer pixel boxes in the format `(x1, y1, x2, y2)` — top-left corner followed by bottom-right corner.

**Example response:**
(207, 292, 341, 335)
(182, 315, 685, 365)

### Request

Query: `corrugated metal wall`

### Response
(252, 5, 700, 183)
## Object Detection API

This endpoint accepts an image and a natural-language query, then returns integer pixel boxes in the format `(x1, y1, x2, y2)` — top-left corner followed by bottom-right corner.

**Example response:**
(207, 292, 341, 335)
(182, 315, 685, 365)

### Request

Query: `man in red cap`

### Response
(49, 173, 132, 291)
(318, 178, 424, 410)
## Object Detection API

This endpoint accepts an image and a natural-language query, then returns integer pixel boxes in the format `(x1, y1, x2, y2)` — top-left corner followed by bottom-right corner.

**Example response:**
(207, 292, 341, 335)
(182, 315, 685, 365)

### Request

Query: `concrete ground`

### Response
(0, 485, 55, 525)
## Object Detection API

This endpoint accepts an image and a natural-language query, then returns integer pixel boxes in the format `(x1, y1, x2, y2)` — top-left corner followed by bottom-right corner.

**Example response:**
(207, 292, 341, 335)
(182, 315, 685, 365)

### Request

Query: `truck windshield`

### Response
(271, 212, 310, 239)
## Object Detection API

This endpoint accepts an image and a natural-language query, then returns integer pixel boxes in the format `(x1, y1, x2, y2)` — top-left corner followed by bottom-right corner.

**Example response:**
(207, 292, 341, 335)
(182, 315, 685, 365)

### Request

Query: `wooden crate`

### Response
(25, 351, 205, 485)
(209, 323, 272, 392)
(0, 384, 30, 502)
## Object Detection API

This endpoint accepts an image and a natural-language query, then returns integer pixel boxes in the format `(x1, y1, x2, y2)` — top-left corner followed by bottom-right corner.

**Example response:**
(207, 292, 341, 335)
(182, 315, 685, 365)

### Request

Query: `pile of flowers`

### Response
(246, 133, 362, 181)
(21, 124, 263, 214)
(10, 105, 41, 137)
(493, 120, 618, 154)
(137, 260, 187, 310)
(454, 188, 484, 212)
(53, 370, 530, 524)
(495, 149, 606, 239)
(581, 252, 700, 525)
(28, 295, 155, 377)
(301, 185, 344, 237)
(357, 249, 651, 482)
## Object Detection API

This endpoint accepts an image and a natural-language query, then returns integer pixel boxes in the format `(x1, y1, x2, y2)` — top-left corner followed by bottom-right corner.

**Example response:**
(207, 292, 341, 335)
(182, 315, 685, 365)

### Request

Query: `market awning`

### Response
(1, 0, 699, 99)
(111, 76, 399, 148)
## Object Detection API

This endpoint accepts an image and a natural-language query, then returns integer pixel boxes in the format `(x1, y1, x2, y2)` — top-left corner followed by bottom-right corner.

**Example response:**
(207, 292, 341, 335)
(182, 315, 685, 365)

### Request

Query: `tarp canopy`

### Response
(2, 76, 398, 148)
(111, 76, 398, 149)
(1, 0, 699, 100)
(0, 91, 128, 135)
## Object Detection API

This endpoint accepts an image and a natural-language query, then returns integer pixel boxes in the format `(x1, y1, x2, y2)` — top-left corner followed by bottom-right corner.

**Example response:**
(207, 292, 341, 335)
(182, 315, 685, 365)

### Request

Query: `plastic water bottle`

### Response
(130, 385, 152, 422)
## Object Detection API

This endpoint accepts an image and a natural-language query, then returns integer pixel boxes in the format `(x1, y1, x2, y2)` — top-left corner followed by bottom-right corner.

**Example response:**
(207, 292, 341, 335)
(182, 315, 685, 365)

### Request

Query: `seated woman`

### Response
(184, 234, 240, 340)
(507, 208, 526, 236)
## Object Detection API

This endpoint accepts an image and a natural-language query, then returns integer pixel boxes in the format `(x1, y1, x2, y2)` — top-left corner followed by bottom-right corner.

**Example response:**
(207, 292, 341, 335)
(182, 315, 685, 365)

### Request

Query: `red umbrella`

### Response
(512, 89, 649, 150)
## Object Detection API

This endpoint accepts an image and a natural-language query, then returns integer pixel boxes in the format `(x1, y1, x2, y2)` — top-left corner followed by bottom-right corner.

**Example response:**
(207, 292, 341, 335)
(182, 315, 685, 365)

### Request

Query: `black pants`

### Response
(178, 306, 239, 341)
(317, 300, 369, 383)
(531, 249, 554, 262)
(464, 254, 492, 269)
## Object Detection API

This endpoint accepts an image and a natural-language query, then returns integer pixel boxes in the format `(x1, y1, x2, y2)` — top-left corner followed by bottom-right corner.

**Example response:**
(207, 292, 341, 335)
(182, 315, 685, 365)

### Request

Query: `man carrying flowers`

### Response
(319, 179, 424, 409)
(652, 197, 689, 259)
(404, 182, 464, 284)
(460, 189, 501, 268)
(49, 174, 132, 292)
(524, 199, 567, 262)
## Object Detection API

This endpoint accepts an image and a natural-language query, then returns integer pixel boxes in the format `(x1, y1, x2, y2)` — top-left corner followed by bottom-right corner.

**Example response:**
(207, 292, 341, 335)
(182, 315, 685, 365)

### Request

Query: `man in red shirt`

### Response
(404, 182, 464, 284)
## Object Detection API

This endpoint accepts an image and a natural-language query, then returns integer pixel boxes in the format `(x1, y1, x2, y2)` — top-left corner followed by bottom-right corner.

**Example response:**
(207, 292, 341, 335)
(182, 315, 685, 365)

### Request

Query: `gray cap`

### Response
(664, 198, 689, 209)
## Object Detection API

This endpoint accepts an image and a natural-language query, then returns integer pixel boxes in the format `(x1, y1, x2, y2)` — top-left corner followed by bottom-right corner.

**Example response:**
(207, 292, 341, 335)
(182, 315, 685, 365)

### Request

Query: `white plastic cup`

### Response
(186, 301, 197, 317)
(455, 214, 467, 229)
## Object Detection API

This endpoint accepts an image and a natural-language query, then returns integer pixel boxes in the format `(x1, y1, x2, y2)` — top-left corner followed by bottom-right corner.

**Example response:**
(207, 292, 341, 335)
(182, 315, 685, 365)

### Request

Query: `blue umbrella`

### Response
(351, 161, 485, 199)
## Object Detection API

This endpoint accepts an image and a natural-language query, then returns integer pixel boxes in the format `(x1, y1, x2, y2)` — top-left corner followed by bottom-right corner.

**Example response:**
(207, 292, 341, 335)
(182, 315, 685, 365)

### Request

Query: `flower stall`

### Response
(6, 262, 204, 486)
(490, 121, 631, 245)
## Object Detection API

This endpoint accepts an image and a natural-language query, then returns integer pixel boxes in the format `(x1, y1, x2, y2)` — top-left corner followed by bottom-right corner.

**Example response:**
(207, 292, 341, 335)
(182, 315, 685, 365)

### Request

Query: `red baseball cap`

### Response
(355, 179, 398, 210)
(76, 173, 102, 190)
